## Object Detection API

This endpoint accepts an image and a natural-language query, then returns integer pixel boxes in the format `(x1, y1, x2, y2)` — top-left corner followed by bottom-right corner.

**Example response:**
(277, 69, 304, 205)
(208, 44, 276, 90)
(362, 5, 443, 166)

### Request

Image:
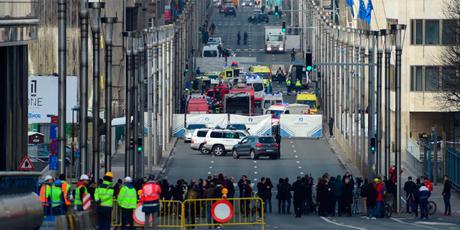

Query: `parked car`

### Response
(241, 0, 254, 7)
(248, 10, 269, 23)
(190, 128, 211, 154)
(225, 6, 237, 17)
(184, 124, 207, 142)
(203, 129, 247, 156)
(232, 136, 280, 159)
(207, 36, 223, 46)
(226, 124, 250, 135)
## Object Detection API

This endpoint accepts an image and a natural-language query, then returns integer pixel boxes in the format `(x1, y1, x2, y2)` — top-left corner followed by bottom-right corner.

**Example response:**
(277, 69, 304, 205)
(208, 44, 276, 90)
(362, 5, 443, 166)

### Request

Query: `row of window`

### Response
(410, 66, 457, 92)
(410, 19, 457, 45)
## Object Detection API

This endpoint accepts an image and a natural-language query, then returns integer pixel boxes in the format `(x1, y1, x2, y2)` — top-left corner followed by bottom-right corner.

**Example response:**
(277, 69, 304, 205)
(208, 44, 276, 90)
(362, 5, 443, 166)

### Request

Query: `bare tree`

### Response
(439, 0, 460, 108)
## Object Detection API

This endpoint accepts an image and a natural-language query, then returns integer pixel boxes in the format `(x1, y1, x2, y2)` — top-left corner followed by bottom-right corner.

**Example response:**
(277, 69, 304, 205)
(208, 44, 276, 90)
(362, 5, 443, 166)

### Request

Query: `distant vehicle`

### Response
(226, 124, 250, 135)
(296, 93, 319, 114)
(225, 87, 255, 115)
(241, 0, 254, 7)
(184, 124, 208, 143)
(207, 36, 223, 46)
(187, 98, 209, 114)
(202, 45, 220, 57)
(248, 10, 269, 23)
(224, 6, 237, 17)
(220, 2, 233, 13)
(232, 136, 280, 160)
(190, 128, 211, 154)
(203, 129, 247, 156)
(249, 65, 272, 80)
(262, 93, 283, 114)
(265, 26, 285, 53)
(245, 75, 264, 106)
(287, 61, 310, 88)
(272, 64, 286, 81)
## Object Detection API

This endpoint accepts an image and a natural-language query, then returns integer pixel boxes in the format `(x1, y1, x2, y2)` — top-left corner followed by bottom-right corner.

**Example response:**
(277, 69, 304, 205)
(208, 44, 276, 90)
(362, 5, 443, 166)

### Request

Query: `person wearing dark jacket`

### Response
(284, 178, 292, 214)
(333, 175, 343, 216)
(442, 175, 452, 216)
(264, 177, 274, 213)
(238, 175, 252, 216)
(292, 176, 306, 217)
(316, 177, 329, 216)
(418, 183, 431, 219)
(257, 177, 267, 214)
(276, 178, 284, 214)
(404, 176, 417, 214)
(341, 176, 353, 216)
(366, 180, 377, 218)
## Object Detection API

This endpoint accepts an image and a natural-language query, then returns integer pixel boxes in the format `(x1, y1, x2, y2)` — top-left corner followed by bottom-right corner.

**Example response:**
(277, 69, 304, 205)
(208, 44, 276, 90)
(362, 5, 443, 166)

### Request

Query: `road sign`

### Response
(18, 155, 34, 171)
(49, 154, 58, 170)
(49, 139, 58, 154)
(51, 116, 59, 124)
(133, 203, 154, 225)
(211, 199, 234, 223)
(50, 124, 58, 139)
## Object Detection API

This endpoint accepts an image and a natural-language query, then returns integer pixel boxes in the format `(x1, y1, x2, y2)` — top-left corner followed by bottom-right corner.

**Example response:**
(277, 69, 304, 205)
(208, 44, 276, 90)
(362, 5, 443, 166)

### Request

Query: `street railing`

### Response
(446, 146, 460, 192)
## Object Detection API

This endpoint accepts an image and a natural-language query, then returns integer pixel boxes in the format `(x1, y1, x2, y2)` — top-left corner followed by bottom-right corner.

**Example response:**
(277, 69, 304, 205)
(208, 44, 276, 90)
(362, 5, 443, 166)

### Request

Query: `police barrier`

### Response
(111, 198, 264, 229)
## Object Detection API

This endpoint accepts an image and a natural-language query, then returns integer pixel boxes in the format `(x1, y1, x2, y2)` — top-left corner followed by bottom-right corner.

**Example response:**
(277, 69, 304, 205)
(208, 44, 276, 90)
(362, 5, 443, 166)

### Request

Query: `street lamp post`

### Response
(392, 23, 406, 213)
(376, 30, 383, 175)
(101, 16, 117, 172)
(89, 0, 105, 179)
(132, 34, 139, 178)
(123, 31, 134, 177)
(383, 29, 392, 177)
(368, 31, 377, 177)
(58, 0, 67, 175)
(79, 0, 89, 175)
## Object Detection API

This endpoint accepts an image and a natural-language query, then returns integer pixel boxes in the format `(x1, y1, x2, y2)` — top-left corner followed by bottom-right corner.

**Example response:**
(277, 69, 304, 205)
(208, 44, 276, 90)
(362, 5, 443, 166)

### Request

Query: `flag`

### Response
(358, 0, 367, 20)
(364, 0, 374, 24)
(346, 0, 355, 17)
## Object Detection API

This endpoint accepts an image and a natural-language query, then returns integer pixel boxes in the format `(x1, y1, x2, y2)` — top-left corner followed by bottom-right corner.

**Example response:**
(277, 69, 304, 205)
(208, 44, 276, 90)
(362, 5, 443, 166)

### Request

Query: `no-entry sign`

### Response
(211, 199, 234, 223)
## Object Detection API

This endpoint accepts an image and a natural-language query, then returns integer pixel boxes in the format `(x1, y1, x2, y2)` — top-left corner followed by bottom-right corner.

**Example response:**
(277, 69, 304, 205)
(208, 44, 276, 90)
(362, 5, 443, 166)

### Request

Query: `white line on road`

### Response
(298, 166, 302, 169)
(208, 171, 211, 175)
(254, 166, 258, 169)
(295, 155, 298, 158)
(254, 171, 258, 174)
(390, 218, 439, 230)
(209, 166, 213, 169)
(296, 161, 300, 164)
(300, 172, 304, 175)
(291, 145, 295, 148)
(293, 150, 297, 153)
(320, 217, 367, 230)
(211, 160, 214, 163)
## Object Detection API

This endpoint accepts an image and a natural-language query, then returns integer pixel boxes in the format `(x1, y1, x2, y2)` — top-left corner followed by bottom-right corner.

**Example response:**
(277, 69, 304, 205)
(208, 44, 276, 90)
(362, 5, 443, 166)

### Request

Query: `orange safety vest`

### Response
(39, 184, 50, 205)
(61, 181, 71, 205)
(141, 182, 162, 202)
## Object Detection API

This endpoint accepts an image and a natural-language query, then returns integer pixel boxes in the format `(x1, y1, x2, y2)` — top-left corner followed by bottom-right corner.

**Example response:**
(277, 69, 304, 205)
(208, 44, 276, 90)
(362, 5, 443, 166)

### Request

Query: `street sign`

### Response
(211, 199, 234, 223)
(49, 139, 58, 154)
(50, 124, 58, 139)
(49, 154, 58, 170)
(18, 155, 34, 171)
(51, 116, 59, 124)
(133, 203, 153, 225)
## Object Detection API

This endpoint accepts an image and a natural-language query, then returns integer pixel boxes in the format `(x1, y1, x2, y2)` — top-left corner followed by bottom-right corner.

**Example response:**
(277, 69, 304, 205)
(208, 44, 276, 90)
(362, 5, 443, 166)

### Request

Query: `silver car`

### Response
(184, 124, 207, 143)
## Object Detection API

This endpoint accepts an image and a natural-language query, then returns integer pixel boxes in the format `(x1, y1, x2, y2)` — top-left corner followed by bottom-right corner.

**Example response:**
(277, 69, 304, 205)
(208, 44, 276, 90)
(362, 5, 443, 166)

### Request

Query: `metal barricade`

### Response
(183, 197, 265, 230)
(111, 199, 183, 228)
(446, 147, 460, 192)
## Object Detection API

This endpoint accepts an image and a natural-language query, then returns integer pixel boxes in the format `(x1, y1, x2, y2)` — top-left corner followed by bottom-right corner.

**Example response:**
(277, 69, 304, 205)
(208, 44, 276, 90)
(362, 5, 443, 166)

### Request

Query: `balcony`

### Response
(0, 0, 40, 44)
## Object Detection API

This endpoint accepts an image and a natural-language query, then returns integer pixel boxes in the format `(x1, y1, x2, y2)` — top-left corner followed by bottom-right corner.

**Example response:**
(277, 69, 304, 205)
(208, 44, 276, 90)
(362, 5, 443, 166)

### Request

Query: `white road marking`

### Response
(415, 221, 456, 226)
(208, 171, 211, 175)
(295, 155, 298, 158)
(211, 160, 214, 163)
(253, 161, 257, 163)
(291, 145, 295, 148)
(390, 218, 439, 230)
(296, 161, 300, 164)
(290, 141, 293, 144)
(293, 150, 297, 153)
(209, 166, 213, 169)
(254, 166, 258, 169)
(300, 172, 304, 175)
(254, 171, 258, 174)
(320, 217, 367, 230)
(298, 166, 302, 169)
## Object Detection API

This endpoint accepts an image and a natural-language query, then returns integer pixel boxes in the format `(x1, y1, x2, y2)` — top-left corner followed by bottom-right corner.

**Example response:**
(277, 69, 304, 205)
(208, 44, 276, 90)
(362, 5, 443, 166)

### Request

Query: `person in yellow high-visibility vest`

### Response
(117, 176, 138, 229)
(40, 175, 53, 216)
(286, 78, 292, 95)
(59, 174, 72, 214)
(75, 174, 90, 211)
(50, 180, 65, 216)
(295, 79, 302, 93)
(95, 172, 114, 230)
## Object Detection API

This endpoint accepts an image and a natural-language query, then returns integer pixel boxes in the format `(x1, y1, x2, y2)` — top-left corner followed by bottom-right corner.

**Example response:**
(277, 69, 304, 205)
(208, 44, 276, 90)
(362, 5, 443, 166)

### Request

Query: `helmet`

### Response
(54, 180, 62, 186)
(125, 176, 132, 183)
(105, 172, 113, 178)
(44, 175, 53, 181)
(373, 178, 379, 183)
(80, 174, 89, 180)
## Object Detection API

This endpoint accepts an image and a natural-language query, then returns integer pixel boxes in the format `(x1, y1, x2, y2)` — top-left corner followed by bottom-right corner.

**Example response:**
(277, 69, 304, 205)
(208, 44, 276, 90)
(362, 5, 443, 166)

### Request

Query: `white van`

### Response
(202, 45, 220, 57)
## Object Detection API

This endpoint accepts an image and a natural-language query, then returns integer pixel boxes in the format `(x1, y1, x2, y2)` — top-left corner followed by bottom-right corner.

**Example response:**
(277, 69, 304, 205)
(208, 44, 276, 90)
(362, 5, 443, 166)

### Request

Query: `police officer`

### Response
(117, 176, 138, 229)
(50, 179, 65, 215)
(286, 78, 292, 95)
(75, 174, 90, 211)
(140, 175, 162, 230)
(95, 172, 115, 230)
(295, 79, 302, 93)
(40, 175, 54, 216)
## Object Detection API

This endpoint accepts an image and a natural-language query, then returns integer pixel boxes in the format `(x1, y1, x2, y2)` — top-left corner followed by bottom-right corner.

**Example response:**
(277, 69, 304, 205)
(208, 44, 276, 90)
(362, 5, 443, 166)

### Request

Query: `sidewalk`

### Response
(327, 136, 362, 178)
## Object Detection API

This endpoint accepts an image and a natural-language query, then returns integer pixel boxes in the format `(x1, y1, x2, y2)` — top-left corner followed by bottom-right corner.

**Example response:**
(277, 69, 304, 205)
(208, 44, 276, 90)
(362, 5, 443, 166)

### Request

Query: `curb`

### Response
(157, 138, 178, 179)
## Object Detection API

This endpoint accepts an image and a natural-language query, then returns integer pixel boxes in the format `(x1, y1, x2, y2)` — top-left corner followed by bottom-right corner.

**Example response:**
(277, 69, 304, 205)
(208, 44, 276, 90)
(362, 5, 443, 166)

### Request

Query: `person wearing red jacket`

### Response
(140, 175, 162, 229)
(374, 178, 385, 218)
(424, 177, 433, 192)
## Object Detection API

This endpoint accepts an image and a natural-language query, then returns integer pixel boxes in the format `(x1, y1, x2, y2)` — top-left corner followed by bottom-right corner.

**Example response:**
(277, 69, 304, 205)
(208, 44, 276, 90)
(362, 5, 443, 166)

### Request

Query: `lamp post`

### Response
(101, 16, 117, 172)
(79, 0, 89, 175)
(123, 31, 134, 177)
(89, 0, 104, 180)
(392, 23, 406, 213)
(376, 30, 383, 175)
(353, 29, 360, 164)
(132, 34, 139, 178)
(383, 29, 392, 178)
(58, 0, 67, 175)
(368, 31, 377, 178)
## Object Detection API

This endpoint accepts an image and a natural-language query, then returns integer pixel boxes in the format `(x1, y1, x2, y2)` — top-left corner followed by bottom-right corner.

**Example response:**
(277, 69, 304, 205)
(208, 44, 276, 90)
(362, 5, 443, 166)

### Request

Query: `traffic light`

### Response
(185, 64, 189, 73)
(137, 138, 143, 152)
(129, 138, 134, 150)
(370, 137, 376, 153)
(305, 51, 312, 72)
(274, 6, 279, 16)
(282, 21, 286, 33)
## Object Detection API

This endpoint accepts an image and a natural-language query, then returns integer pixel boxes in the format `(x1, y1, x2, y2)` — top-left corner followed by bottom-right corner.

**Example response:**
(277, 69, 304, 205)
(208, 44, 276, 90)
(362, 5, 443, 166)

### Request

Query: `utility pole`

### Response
(123, 32, 134, 177)
(146, 29, 154, 174)
(136, 35, 145, 178)
(354, 29, 360, 165)
(58, 0, 67, 175)
(359, 30, 366, 172)
(132, 34, 139, 178)
(368, 31, 377, 177)
(153, 30, 159, 167)
(79, 0, 89, 176)
(101, 16, 117, 172)
(392, 23, 406, 213)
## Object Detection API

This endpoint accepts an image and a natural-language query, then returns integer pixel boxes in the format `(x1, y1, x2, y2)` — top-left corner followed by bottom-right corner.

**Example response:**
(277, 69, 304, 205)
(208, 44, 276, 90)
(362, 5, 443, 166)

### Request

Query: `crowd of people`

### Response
(37, 169, 453, 229)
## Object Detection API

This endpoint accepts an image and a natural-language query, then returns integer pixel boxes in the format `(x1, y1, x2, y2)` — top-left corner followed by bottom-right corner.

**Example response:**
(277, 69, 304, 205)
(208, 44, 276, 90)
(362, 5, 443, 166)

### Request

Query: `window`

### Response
(442, 20, 456, 45)
(411, 66, 423, 91)
(441, 67, 457, 91)
(197, 130, 208, 137)
(411, 19, 455, 45)
(425, 67, 440, 91)
(210, 132, 223, 138)
(258, 137, 275, 143)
